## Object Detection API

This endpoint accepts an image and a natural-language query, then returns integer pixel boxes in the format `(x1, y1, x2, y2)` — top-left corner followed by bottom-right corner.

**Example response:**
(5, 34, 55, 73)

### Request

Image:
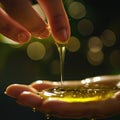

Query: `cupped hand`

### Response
(5, 75, 120, 119)
(0, 0, 70, 43)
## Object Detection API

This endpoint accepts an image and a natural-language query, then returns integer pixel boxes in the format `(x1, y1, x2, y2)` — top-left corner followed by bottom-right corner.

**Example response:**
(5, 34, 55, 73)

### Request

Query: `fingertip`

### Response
(5, 84, 19, 98)
(53, 28, 70, 44)
(5, 84, 37, 98)
(50, 13, 70, 44)
(16, 30, 31, 44)
(0, 7, 31, 44)
(37, 0, 70, 43)
(1, 30, 31, 44)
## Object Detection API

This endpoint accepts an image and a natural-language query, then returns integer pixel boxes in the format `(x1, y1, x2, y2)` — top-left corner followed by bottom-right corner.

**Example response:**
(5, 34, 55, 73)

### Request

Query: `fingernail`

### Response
(17, 32, 30, 43)
(61, 29, 68, 41)
(55, 29, 69, 44)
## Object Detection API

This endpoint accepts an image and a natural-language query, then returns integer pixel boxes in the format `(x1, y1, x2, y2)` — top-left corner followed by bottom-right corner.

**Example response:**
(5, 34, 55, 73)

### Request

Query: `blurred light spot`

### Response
(85, 78, 91, 84)
(81, 80, 86, 84)
(35, 80, 43, 84)
(110, 50, 120, 68)
(88, 36, 103, 52)
(101, 29, 116, 47)
(68, 2, 86, 19)
(66, 36, 80, 52)
(50, 60, 60, 75)
(117, 82, 120, 88)
(78, 19, 94, 36)
(93, 77, 101, 82)
(87, 50, 104, 66)
(44, 91, 56, 96)
(32, 4, 46, 20)
(81, 78, 91, 84)
(27, 41, 46, 61)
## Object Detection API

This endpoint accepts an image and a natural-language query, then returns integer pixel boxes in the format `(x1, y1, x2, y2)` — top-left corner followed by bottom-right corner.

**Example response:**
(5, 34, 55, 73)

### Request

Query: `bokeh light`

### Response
(77, 19, 94, 36)
(27, 41, 46, 61)
(88, 36, 103, 52)
(68, 1, 86, 19)
(87, 50, 104, 66)
(101, 29, 116, 47)
(110, 50, 120, 68)
(66, 36, 80, 52)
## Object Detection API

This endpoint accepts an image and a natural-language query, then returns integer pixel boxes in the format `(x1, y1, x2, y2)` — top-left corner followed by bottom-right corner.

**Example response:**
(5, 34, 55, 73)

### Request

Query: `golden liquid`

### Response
(40, 84, 120, 103)
(56, 43, 66, 86)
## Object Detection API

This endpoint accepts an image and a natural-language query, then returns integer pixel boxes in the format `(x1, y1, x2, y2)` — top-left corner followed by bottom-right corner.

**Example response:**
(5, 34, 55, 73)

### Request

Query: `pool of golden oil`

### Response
(40, 84, 120, 103)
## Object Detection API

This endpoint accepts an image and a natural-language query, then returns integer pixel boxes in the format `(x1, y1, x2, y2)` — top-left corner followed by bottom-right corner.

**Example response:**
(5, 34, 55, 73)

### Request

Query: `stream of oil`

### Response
(56, 43, 66, 86)
(45, 44, 66, 120)
(32, 43, 66, 120)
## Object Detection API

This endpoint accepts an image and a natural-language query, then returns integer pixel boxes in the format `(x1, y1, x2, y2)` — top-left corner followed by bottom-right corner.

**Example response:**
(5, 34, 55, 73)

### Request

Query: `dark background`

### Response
(0, 0, 120, 120)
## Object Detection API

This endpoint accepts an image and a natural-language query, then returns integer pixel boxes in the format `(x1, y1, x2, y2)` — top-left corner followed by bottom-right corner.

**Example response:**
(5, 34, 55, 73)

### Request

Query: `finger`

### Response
(37, 0, 70, 44)
(17, 91, 42, 108)
(1, 0, 50, 38)
(30, 80, 60, 91)
(0, 8, 30, 43)
(5, 84, 37, 98)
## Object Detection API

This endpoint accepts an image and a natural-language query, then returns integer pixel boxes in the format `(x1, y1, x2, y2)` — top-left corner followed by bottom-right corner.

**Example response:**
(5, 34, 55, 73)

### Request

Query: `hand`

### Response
(5, 75, 120, 119)
(0, 0, 70, 44)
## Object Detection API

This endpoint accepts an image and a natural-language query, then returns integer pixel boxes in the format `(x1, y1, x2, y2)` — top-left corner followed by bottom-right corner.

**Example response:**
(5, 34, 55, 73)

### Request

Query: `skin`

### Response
(1, 1, 120, 119)
(5, 75, 120, 119)
(0, 0, 70, 44)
